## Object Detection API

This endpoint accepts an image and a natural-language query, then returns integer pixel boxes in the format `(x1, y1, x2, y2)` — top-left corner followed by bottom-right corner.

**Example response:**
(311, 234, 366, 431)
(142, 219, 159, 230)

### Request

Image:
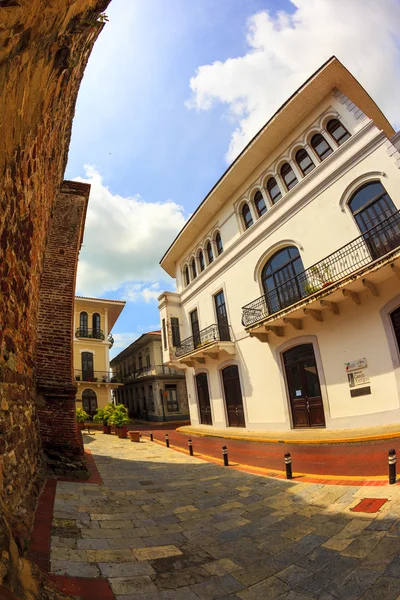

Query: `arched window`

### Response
(215, 232, 223, 255)
(82, 389, 97, 417)
(311, 133, 332, 161)
(184, 265, 190, 286)
(261, 246, 305, 313)
(198, 251, 205, 272)
(191, 258, 197, 279)
(295, 149, 315, 176)
(348, 181, 398, 259)
(280, 163, 298, 191)
(80, 311, 88, 333)
(327, 119, 350, 146)
(242, 203, 253, 229)
(254, 191, 267, 217)
(206, 241, 214, 264)
(92, 313, 101, 338)
(266, 177, 282, 204)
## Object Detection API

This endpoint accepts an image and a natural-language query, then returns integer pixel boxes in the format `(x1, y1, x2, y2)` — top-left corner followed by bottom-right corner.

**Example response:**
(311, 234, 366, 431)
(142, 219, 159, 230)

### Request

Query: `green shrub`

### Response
(93, 403, 115, 425)
(76, 408, 89, 423)
(109, 404, 130, 428)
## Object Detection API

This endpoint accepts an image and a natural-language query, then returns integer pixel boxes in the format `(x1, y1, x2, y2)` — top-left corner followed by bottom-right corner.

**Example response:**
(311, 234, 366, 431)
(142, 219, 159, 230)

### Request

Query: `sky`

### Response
(66, 0, 400, 358)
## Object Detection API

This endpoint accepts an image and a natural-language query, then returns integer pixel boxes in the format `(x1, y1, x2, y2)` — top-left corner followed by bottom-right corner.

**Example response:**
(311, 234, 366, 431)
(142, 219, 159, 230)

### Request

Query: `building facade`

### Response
(111, 332, 189, 422)
(74, 296, 125, 416)
(158, 57, 400, 433)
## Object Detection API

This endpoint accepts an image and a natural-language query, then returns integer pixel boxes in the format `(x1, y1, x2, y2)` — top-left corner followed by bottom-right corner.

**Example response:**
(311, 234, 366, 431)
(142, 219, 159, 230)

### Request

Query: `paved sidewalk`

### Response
(40, 433, 400, 599)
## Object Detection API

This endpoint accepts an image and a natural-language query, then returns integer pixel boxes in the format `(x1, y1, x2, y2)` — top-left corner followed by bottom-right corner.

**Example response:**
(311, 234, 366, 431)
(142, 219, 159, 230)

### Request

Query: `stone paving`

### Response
(50, 433, 400, 599)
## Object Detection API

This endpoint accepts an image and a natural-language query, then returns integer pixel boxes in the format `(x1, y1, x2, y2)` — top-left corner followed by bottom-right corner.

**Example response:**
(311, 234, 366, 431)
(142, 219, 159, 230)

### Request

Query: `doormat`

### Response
(351, 498, 387, 513)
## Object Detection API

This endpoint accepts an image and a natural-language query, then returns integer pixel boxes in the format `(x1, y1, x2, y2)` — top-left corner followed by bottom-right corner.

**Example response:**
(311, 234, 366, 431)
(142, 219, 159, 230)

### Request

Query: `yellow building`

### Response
(74, 296, 125, 416)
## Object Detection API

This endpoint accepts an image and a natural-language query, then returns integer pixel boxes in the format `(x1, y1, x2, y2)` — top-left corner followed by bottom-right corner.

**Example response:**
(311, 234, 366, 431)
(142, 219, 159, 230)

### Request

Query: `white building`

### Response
(158, 57, 400, 433)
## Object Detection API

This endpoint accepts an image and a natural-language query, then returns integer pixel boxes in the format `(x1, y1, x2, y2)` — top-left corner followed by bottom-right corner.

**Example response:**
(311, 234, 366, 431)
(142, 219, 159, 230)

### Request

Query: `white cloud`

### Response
(187, 0, 400, 163)
(122, 282, 164, 303)
(74, 166, 185, 296)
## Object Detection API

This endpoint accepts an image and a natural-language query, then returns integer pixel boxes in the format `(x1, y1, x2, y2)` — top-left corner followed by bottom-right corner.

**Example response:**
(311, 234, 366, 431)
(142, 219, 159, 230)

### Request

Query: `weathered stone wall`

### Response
(0, 0, 111, 596)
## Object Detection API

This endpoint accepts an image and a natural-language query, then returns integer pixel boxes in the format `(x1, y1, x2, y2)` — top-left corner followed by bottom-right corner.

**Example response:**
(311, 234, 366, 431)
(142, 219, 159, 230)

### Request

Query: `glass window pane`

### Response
(266, 178, 282, 204)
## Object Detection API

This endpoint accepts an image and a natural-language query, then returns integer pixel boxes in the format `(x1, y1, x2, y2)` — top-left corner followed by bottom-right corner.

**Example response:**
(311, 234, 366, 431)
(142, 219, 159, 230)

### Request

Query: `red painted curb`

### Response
(48, 575, 114, 599)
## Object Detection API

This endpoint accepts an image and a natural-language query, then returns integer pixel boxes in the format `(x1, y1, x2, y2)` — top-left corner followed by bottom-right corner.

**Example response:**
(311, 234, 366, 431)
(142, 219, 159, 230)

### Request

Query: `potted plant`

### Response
(75, 375, 81, 381)
(93, 403, 115, 434)
(76, 408, 89, 431)
(109, 404, 130, 438)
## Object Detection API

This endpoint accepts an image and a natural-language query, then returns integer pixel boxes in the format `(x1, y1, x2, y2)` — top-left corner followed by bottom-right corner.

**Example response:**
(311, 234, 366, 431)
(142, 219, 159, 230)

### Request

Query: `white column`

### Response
(289, 159, 303, 184)
(274, 173, 286, 197)
(305, 143, 319, 166)
(261, 187, 272, 209)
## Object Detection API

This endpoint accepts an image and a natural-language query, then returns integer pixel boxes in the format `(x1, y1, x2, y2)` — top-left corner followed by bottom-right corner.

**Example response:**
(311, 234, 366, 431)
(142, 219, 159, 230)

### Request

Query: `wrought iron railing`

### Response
(242, 211, 400, 328)
(75, 328, 114, 345)
(175, 323, 232, 358)
(74, 370, 121, 383)
(121, 365, 184, 382)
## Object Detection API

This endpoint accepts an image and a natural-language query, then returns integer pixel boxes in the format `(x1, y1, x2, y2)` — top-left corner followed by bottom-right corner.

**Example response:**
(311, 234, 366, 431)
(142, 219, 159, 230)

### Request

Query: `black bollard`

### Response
(188, 439, 193, 456)
(222, 445, 229, 467)
(284, 452, 292, 480)
(165, 434, 170, 448)
(150, 431, 153, 441)
(389, 449, 396, 484)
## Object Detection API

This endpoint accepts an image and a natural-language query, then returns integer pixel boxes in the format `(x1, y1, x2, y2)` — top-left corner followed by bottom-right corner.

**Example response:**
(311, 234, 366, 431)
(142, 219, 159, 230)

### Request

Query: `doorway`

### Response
(195, 373, 213, 425)
(221, 365, 246, 427)
(283, 343, 325, 428)
(82, 389, 97, 417)
(214, 290, 230, 341)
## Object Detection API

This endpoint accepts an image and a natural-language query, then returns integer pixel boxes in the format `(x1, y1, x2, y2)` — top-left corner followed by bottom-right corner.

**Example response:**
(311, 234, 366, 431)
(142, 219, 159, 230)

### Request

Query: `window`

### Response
(81, 352, 94, 381)
(280, 163, 298, 191)
(190, 309, 200, 347)
(191, 258, 197, 279)
(254, 191, 267, 217)
(295, 149, 315, 176)
(162, 318, 167, 350)
(82, 389, 97, 417)
(391, 307, 400, 355)
(146, 353, 151, 368)
(327, 118, 350, 146)
(79, 311, 88, 333)
(214, 290, 230, 341)
(206, 241, 214, 264)
(165, 384, 179, 412)
(261, 246, 305, 313)
(199, 251, 205, 272)
(184, 265, 190, 286)
(92, 313, 101, 338)
(215, 232, 223, 255)
(311, 133, 332, 161)
(348, 181, 398, 259)
(138, 353, 143, 370)
(171, 317, 181, 347)
(266, 177, 282, 204)
(242, 203, 253, 229)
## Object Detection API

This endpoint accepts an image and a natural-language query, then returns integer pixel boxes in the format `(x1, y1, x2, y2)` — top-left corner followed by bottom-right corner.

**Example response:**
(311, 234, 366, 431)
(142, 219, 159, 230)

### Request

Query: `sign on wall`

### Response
(345, 358, 367, 372)
(345, 358, 371, 397)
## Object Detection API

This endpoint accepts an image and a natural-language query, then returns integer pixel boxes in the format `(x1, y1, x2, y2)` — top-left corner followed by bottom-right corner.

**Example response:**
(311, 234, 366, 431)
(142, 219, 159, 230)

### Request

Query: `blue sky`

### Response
(67, 0, 400, 356)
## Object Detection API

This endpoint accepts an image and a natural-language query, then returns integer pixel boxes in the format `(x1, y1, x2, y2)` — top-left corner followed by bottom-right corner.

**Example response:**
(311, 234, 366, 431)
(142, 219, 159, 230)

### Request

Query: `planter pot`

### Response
(322, 281, 334, 288)
(103, 425, 111, 434)
(117, 427, 128, 439)
(129, 431, 140, 443)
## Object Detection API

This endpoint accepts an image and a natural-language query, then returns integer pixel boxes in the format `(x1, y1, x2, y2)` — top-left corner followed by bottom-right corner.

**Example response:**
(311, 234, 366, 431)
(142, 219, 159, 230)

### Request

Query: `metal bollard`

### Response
(165, 434, 170, 448)
(389, 449, 396, 484)
(284, 453, 293, 480)
(188, 439, 193, 456)
(222, 445, 229, 467)
(150, 432, 153, 441)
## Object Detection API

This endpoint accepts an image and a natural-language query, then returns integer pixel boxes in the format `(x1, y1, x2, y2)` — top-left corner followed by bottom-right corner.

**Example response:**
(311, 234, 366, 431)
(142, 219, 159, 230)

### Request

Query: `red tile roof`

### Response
(146, 330, 161, 335)
(75, 295, 126, 304)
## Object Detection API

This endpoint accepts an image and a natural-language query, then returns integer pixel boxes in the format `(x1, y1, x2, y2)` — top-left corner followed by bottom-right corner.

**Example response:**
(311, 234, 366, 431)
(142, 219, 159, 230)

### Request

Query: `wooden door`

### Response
(195, 373, 213, 425)
(214, 291, 230, 341)
(190, 309, 200, 348)
(283, 344, 325, 428)
(221, 365, 246, 428)
(82, 390, 97, 417)
(81, 352, 94, 381)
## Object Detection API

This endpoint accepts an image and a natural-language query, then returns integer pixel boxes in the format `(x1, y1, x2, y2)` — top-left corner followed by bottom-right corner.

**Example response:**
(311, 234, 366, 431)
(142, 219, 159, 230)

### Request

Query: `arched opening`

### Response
(198, 250, 205, 272)
(282, 344, 325, 428)
(79, 311, 88, 334)
(311, 133, 332, 161)
(191, 257, 197, 280)
(241, 203, 253, 229)
(215, 232, 223, 255)
(221, 365, 245, 427)
(266, 177, 282, 204)
(261, 246, 305, 313)
(327, 118, 350, 146)
(206, 241, 214, 264)
(349, 181, 399, 259)
(92, 313, 101, 338)
(254, 191, 267, 217)
(295, 148, 315, 176)
(184, 265, 190, 286)
(280, 163, 298, 191)
(81, 351, 94, 381)
(82, 389, 98, 418)
(195, 373, 213, 425)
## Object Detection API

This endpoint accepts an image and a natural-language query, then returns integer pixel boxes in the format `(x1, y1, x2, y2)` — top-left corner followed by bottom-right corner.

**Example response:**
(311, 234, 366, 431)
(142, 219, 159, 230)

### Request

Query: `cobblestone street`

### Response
(45, 433, 400, 599)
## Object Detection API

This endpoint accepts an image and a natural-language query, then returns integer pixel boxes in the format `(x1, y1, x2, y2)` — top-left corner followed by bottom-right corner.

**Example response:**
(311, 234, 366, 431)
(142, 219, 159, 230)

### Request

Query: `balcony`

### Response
(242, 211, 400, 335)
(74, 370, 122, 384)
(121, 365, 184, 382)
(75, 328, 114, 346)
(175, 324, 236, 364)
